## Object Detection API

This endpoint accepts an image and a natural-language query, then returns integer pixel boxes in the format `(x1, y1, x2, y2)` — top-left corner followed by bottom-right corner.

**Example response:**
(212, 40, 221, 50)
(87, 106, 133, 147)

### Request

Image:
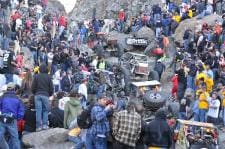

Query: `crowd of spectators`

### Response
(0, 0, 225, 149)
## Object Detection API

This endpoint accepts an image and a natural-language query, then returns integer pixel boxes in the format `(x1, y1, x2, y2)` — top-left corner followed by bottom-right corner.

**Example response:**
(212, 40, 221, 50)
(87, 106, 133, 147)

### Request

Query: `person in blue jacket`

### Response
(0, 82, 25, 149)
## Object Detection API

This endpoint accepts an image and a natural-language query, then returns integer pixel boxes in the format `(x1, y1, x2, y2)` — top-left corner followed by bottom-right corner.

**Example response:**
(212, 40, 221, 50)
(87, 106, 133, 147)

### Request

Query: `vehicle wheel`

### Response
(148, 70, 159, 81)
(190, 143, 216, 149)
(143, 91, 165, 112)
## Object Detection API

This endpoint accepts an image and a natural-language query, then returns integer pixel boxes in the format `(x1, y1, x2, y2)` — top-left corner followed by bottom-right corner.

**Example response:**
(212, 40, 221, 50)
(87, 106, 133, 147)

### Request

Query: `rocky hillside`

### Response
(69, 0, 163, 21)
(50, 0, 184, 21)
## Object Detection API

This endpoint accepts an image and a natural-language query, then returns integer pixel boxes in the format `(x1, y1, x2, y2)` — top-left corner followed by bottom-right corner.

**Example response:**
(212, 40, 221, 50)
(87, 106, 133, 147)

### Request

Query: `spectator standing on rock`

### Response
(2, 41, 17, 83)
(197, 84, 209, 122)
(0, 82, 24, 149)
(112, 101, 141, 149)
(85, 94, 113, 149)
(162, 34, 170, 57)
(78, 78, 88, 110)
(31, 63, 53, 131)
(64, 90, 82, 129)
(58, 13, 67, 39)
(179, 94, 191, 120)
(171, 73, 178, 99)
(61, 69, 73, 93)
(20, 70, 33, 97)
(176, 64, 187, 101)
(222, 14, 225, 30)
(118, 9, 125, 33)
(207, 92, 220, 125)
(23, 95, 36, 133)
(154, 59, 166, 81)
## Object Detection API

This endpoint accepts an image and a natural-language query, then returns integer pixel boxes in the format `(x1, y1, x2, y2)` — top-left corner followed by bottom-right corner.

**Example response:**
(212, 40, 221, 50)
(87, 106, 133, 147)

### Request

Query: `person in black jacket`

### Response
(23, 96, 36, 133)
(61, 69, 73, 93)
(144, 109, 172, 149)
(154, 59, 166, 81)
(31, 63, 53, 131)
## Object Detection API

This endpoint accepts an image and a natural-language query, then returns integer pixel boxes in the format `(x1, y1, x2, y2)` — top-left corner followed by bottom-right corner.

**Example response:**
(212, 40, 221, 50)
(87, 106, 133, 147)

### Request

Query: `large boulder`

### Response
(174, 14, 223, 44)
(21, 47, 34, 70)
(107, 31, 133, 51)
(22, 128, 71, 148)
(135, 27, 155, 41)
(55, 0, 77, 13)
(78, 44, 94, 56)
(46, 0, 66, 15)
(135, 27, 157, 55)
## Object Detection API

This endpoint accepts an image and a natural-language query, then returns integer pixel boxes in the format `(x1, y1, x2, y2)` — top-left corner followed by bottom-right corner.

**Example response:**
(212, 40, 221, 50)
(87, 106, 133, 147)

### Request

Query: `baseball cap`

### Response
(7, 82, 15, 89)
(98, 93, 109, 100)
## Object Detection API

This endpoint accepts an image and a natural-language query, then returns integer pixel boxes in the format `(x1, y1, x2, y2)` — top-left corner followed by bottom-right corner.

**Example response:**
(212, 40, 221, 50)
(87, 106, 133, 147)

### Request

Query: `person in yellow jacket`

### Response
(172, 12, 181, 23)
(198, 84, 209, 122)
(68, 127, 84, 149)
(205, 74, 214, 93)
(188, 9, 193, 18)
(221, 92, 225, 132)
(196, 71, 207, 87)
(33, 66, 40, 74)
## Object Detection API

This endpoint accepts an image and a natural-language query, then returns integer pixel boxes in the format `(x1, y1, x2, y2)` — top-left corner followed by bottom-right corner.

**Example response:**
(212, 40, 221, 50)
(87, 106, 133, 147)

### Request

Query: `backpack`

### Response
(77, 104, 94, 129)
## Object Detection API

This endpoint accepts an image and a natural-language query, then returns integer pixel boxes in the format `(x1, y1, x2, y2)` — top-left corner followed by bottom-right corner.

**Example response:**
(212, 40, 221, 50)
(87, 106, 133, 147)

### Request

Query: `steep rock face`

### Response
(46, 0, 66, 15)
(55, 0, 77, 13)
(174, 14, 223, 44)
(69, 0, 163, 21)
(135, 26, 155, 41)
(21, 47, 34, 70)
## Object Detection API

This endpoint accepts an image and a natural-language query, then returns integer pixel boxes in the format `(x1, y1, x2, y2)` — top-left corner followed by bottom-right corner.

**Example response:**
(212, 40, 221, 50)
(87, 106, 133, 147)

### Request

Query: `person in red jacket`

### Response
(58, 14, 67, 39)
(16, 52, 24, 69)
(118, 9, 125, 32)
(41, 0, 48, 10)
(171, 74, 178, 99)
(11, 11, 21, 21)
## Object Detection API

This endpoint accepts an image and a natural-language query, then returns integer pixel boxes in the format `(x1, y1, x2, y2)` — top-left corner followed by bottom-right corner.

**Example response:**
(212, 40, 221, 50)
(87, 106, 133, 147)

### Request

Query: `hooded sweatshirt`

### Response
(31, 64, 53, 97)
(64, 98, 82, 129)
(144, 109, 172, 148)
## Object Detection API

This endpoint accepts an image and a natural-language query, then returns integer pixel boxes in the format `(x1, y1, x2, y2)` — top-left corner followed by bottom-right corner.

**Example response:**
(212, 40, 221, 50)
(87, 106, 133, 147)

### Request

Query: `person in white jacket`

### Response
(207, 92, 220, 125)
(78, 79, 88, 109)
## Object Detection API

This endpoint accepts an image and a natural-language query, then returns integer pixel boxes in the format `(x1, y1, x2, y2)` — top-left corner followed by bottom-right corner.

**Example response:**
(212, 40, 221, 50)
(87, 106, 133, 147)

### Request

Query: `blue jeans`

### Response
(32, 50, 39, 65)
(119, 20, 125, 32)
(187, 75, 196, 91)
(68, 136, 84, 149)
(223, 108, 225, 126)
(179, 112, 187, 120)
(80, 96, 87, 110)
(36, 13, 42, 20)
(54, 84, 60, 93)
(85, 133, 107, 149)
(183, 39, 189, 50)
(51, 64, 58, 75)
(5, 73, 13, 84)
(153, 13, 161, 25)
(97, 84, 106, 99)
(0, 120, 20, 149)
(35, 95, 49, 129)
(194, 112, 200, 122)
(80, 34, 85, 44)
(155, 27, 161, 38)
(58, 26, 65, 38)
(199, 109, 207, 122)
